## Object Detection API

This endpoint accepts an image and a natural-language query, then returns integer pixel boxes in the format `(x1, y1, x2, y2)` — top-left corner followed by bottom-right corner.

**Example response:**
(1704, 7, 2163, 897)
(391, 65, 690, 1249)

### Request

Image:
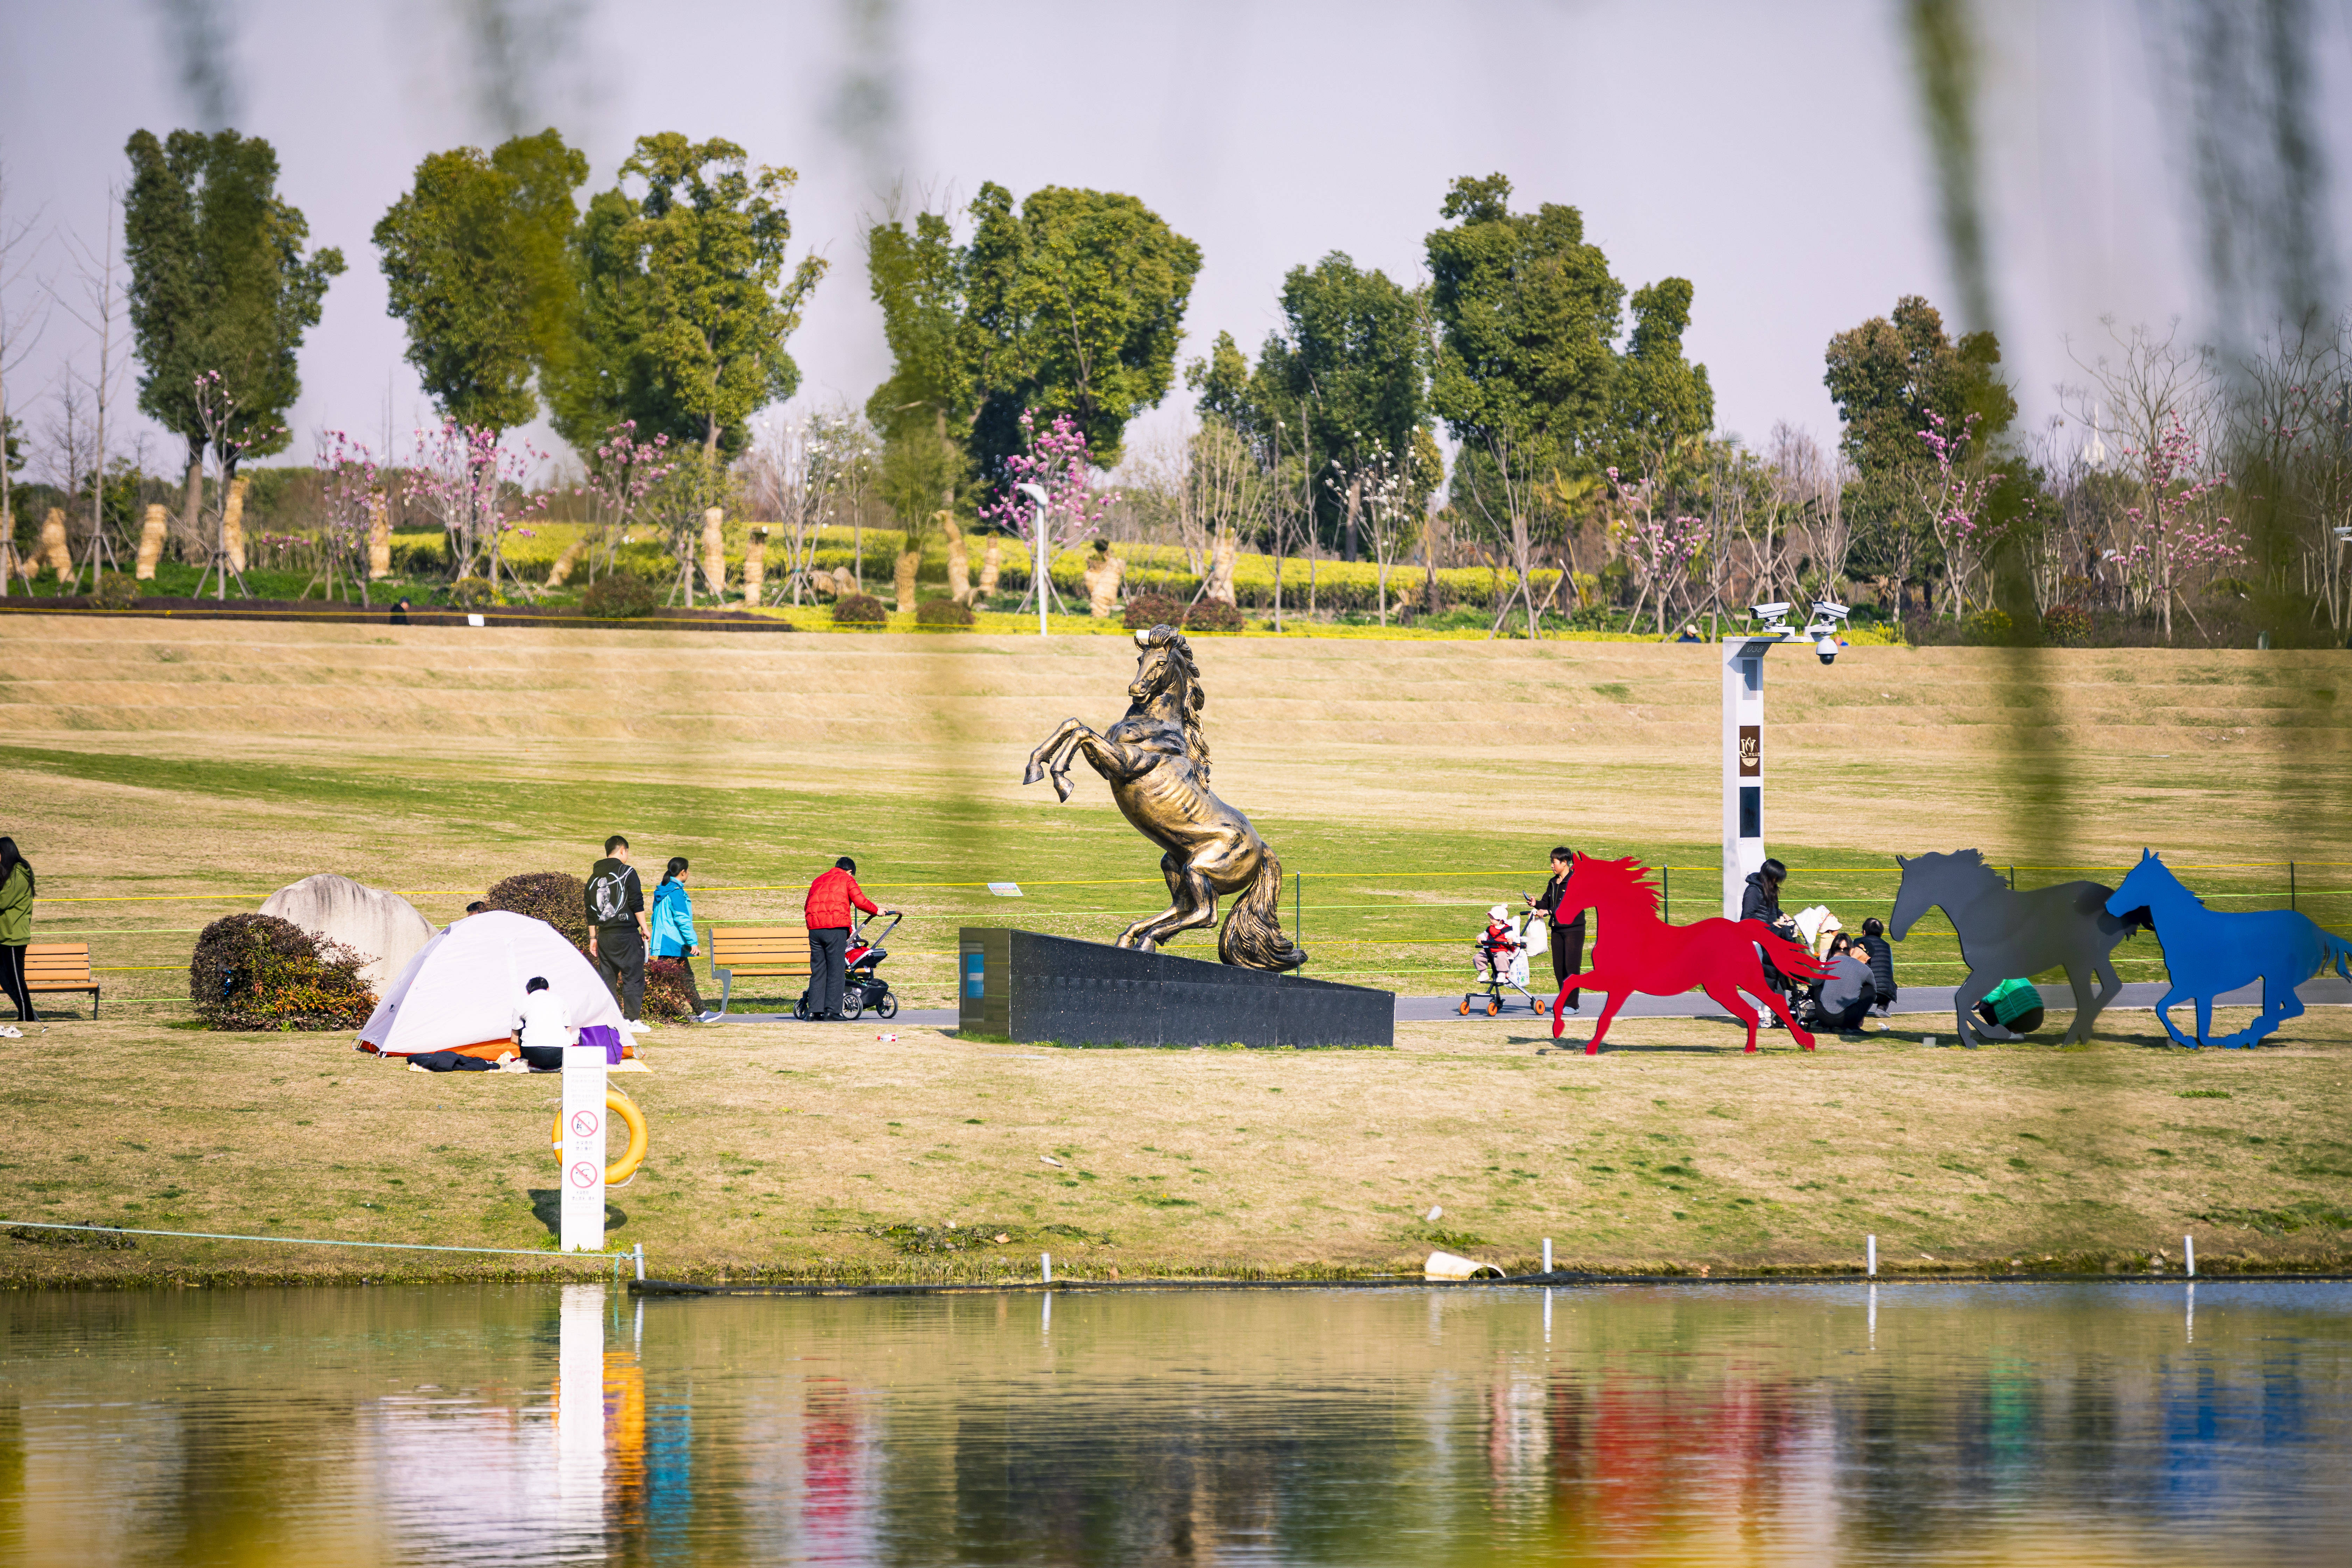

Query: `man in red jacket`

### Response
(804, 856, 891, 1020)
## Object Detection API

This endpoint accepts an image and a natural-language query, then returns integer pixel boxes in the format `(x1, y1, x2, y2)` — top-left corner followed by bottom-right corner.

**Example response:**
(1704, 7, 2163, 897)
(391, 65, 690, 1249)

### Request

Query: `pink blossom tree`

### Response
(309, 429, 380, 606)
(1916, 411, 2007, 621)
(190, 369, 283, 600)
(405, 419, 546, 597)
(2112, 412, 2241, 641)
(1608, 465, 1709, 637)
(979, 411, 1116, 612)
(578, 421, 674, 583)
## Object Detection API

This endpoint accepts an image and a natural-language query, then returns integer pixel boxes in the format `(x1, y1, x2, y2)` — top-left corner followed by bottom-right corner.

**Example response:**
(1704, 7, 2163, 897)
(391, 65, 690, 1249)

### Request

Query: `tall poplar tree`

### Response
(553, 133, 825, 463)
(123, 128, 344, 545)
(373, 128, 587, 432)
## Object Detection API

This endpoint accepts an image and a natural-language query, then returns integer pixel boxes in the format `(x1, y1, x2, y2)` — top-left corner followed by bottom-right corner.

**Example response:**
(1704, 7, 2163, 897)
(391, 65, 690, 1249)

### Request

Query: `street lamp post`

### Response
(1018, 482, 1050, 637)
(1720, 601, 1848, 918)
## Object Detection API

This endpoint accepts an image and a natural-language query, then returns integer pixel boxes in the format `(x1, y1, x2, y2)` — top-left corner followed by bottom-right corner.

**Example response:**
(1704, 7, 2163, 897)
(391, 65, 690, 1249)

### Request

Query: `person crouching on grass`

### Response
(505, 975, 575, 1071)
(803, 856, 897, 1021)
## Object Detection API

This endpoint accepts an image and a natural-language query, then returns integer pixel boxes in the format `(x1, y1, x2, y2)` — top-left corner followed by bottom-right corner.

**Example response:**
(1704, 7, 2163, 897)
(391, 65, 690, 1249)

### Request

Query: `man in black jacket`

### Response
(1530, 847, 1588, 1013)
(585, 834, 649, 1031)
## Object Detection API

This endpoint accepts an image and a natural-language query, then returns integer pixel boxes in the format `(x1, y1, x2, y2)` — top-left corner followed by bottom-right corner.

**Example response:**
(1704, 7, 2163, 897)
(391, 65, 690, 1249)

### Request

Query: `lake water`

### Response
(1, 1280, 2346, 1566)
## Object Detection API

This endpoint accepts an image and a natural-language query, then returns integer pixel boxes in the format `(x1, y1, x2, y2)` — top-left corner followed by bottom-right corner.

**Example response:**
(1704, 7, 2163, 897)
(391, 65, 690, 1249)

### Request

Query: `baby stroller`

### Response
(794, 911, 902, 1021)
(1460, 904, 1546, 1016)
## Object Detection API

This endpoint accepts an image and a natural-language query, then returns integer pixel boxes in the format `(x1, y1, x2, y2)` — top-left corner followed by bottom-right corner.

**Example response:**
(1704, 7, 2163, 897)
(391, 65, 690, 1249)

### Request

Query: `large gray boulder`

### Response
(260, 874, 437, 989)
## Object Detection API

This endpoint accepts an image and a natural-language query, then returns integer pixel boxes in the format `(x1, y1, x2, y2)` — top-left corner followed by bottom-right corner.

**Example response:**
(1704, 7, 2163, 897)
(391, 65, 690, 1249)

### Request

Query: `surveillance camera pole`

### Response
(1721, 603, 1846, 917)
(1018, 482, 1050, 637)
(1721, 630, 1778, 919)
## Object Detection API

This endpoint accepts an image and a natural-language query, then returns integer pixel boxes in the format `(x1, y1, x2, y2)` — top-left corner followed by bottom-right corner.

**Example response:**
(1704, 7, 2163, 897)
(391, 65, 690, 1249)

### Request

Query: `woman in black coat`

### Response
(1530, 846, 1587, 1013)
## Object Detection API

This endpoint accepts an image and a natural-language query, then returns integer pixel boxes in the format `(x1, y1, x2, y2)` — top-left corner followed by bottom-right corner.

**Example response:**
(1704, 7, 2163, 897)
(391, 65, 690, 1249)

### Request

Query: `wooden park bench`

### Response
(26, 943, 101, 1017)
(708, 927, 810, 1017)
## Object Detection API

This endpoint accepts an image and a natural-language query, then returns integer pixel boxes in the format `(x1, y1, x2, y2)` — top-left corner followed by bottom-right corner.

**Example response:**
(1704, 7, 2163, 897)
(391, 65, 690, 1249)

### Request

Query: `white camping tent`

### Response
(358, 911, 623, 1056)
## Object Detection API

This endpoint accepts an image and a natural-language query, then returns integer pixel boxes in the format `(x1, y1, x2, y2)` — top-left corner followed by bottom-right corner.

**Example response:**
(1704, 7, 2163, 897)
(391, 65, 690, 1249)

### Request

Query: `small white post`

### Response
(1542, 1238, 1553, 1274)
(1041, 1252, 1052, 1283)
(2184, 1235, 2195, 1277)
(633, 1241, 645, 1282)
(560, 1042, 608, 1252)
(1866, 1234, 1877, 1277)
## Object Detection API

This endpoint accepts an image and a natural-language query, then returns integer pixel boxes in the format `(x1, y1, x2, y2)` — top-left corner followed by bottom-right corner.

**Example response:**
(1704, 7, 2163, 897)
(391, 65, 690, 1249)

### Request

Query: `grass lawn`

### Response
(4, 1006, 2346, 1287)
(2, 616, 2346, 1283)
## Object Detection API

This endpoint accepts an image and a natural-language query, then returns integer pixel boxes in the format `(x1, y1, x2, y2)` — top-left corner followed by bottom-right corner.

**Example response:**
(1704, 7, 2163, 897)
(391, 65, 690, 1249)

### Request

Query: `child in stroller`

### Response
(1460, 903, 1546, 1016)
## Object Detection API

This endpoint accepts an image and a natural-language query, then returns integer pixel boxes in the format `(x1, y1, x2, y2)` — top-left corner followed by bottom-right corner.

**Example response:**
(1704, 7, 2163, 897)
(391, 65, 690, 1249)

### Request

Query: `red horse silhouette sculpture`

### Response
(1549, 854, 1827, 1055)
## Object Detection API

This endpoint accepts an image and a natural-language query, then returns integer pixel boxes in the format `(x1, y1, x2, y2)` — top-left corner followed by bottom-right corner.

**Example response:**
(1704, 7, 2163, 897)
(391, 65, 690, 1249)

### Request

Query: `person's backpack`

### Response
(588, 866, 632, 926)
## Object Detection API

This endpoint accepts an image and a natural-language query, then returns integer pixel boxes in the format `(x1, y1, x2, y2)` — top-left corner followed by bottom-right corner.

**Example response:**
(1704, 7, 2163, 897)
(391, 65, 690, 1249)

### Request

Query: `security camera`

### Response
(1811, 599, 1850, 623)
(1815, 634, 1839, 666)
(1750, 601, 1790, 622)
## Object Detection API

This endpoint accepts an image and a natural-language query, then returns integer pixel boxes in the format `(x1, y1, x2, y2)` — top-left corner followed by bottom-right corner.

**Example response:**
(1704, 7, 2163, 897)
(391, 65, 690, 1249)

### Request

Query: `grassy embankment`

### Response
(0, 616, 2346, 1283)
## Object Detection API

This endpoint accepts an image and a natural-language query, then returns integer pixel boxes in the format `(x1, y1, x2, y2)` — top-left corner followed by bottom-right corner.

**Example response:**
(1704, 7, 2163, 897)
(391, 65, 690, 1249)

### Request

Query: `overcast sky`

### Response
(2, 0, 2346, 481)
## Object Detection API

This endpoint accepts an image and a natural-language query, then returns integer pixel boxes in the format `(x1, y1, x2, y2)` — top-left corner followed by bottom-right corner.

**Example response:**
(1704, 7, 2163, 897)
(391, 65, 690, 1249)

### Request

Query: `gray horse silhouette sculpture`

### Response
(1890, 849, 2147, 1048)
(2106, 849, 2352, 1048)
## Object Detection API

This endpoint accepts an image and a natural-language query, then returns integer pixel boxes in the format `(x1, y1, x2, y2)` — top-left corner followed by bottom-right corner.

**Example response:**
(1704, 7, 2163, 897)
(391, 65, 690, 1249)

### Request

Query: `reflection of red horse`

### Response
(1550, 855, 1826, 1055)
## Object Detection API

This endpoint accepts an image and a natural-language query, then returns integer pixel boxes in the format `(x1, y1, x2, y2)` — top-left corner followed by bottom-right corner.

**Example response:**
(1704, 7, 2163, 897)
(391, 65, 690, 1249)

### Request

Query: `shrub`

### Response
(445, 577, 495, 610)
(1124, 592, 1182, 630)
(643, 957, 697, 1021)
(833, 593, 887, 625)
(1183, 598, 1245, 635)
(581, 572, 658, 618)
(2042, 603, 2092, 647)
(488, 871, 590, 948)
(1962, 607, 2015, 645)
(188, 913, 375, 1031)
(915, 597, 974, 628)
(88, 572, 139, 610)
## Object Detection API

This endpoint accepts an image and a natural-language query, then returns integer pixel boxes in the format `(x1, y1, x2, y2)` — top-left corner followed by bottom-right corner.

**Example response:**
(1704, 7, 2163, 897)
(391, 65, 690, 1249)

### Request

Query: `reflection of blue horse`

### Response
(2106, 850, 2352, 1048)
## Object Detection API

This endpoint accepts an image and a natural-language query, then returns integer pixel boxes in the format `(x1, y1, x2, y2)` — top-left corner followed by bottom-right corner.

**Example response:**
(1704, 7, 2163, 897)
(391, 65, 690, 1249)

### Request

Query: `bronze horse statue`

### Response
(1021, 625, 1307, 970)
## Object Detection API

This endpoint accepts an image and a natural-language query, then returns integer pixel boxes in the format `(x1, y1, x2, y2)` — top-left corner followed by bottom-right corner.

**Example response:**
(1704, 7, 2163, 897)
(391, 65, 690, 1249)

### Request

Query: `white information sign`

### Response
(560, 1042, 607, 1252)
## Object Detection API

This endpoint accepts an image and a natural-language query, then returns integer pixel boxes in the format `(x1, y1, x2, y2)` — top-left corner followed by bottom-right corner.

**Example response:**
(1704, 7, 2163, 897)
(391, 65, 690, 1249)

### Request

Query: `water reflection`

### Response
(0, 1281, 2344, 1565)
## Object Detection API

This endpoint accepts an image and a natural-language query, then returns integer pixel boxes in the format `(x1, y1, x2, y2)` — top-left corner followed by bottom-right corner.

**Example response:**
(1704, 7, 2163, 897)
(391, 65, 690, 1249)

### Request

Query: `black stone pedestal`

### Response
(957, 927, 1394, 1048)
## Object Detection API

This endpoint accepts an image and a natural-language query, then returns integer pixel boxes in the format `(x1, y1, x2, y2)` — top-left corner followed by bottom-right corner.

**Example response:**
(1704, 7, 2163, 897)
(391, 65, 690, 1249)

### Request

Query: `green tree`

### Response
(372, 128, 587, 432)
(1424, 173, 1710, 634)
(1254, 252, 1429, 557)
(1822, 293, 2014, 475)
(959, 182, 1200, 474)
(1823, 294, 2016, 598)
(554, 134, 826, 463)
(123, 128, 344, 544)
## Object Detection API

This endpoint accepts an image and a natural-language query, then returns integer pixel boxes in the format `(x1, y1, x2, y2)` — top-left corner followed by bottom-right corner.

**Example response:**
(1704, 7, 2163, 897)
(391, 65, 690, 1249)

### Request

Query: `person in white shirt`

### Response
(507, 975, 575, 1071)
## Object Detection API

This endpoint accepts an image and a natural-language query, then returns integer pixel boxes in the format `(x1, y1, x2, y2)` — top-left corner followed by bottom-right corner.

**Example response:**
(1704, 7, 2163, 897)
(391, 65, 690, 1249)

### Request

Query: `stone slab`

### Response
(957, 927, 1394, 1048)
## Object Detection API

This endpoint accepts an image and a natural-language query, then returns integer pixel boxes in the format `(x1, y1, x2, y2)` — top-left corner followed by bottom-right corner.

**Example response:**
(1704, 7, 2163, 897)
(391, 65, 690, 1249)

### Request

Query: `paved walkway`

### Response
(709, 978, 2350, 1030)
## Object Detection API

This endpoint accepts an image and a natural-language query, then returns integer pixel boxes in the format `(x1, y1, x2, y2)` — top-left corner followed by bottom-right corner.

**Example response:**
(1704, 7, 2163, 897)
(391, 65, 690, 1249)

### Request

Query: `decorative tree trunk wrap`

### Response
(944, 518, 971, 603)
(135, 505, 169, 580)
(1207, 533, 1238, 605)
(366, 494, 392, 580)
(979, 538, 1001, 598)
(545, 538, 583, 587)
(1083, 550, 1125, 617)
(223, 478, 248, 572)
(743, 526, 767, 605)
(893, 550, 920, 610)
(700, 507, 727, 598)
(39, 508, 71, 574)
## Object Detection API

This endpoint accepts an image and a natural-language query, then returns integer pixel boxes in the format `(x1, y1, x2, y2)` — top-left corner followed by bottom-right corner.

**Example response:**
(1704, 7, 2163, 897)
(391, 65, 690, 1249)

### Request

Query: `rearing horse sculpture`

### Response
(1021, 625, 1307, 971)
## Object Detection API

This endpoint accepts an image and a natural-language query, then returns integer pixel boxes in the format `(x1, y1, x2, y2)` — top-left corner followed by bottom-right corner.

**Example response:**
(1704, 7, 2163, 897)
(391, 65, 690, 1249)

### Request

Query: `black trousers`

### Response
(1550, 919, 1587, 1008)
(595, 926, 645, 1021)
(810, 926, 850, 1015)
(0, 944, 31, 1021)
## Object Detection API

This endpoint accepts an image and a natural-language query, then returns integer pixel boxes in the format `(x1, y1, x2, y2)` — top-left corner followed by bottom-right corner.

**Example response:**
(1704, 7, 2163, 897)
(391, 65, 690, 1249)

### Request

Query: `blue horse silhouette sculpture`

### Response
(2106, 850, 2352, 1048)
(1890, 849, 2147, 1048)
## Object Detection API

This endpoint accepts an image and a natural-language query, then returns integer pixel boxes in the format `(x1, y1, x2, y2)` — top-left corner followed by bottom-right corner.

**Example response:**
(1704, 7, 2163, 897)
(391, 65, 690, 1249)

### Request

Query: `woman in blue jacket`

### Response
(652, 858, 718, 1022)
